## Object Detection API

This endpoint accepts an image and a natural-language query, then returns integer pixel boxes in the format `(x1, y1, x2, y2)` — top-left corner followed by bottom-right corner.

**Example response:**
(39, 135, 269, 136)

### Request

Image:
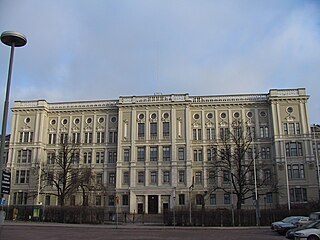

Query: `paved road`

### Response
(0, 222, 286, 240)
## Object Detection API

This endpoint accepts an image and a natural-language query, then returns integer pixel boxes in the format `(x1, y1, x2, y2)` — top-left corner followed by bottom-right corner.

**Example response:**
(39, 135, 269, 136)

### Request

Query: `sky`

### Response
(0, 0, 320, 130)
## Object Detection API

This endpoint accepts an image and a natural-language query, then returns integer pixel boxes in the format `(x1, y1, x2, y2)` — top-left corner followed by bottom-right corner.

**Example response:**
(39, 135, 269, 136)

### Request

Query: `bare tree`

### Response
(207, 120, 277, 210)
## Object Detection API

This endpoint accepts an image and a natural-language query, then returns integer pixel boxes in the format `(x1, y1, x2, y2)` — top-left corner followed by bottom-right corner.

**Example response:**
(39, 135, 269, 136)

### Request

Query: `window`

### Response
(137, 147, 145, 161)
(109, 131, 118, 143)
(84, 132, 93, 144)
(163, 122, 170, 138)
(210, 194, 216, 205)
(138, 123, 145, 139)
(124, 149, 130, 162)
(259, 126, 269, 138)
(108, 172, 115, 185)
(150, 147, 158, 161)
(286, 142, 303, 157)
(290, 188, 307, 202)
(96, 173, 103, 185)
(72, 151, 80, 164)
(19, 131, 33, 143)
(178, 147, 185, 161)
(193, 149, 203, 161)
(219, 128, 229, 140)
(179, 194, 185, 205)
(123, 171, 129, 185)
(224, 193, 231, 204)
(264, 169, 272, 182)
(178, 170, 185, 183)
(193, 129, 202, 140)
(47, 152, 55, 164)
(95, 195, 102, 206)
(283, 122, 301, 135)
(150, 171, 157, 184)
(72, 132, 80, 143)
(17, 150, 32, 163)
(122, 195, 129, 206)
(206, 128, 215, 140)
(96, 151, 105, 164)
(13, 192, 28, 205)
(108, 151, 117, 163)
(163, 146, 171, 161)
(84, 152, 92, 164)
(287, 164, 305, 179)
(109, 195, 115, 206)
(150, 122, 157, 139)
(15, 170, 30, 184)
(195, 171, 202, 185)
(223, 170, 230, 183)
(196, 194, 204, 205)
(60, 133, 68, 144)
(247, 127, 256, 139)
(266, 192, 273, 203)
(163, 171, 170, 183)
(138, 171, 145, 184)
(48, 133, 56, 144)
(97, 132, 105, 143)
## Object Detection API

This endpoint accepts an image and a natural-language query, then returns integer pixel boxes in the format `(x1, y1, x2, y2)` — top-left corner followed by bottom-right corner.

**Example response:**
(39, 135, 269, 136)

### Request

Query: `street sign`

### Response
(1, 171, 11, 194)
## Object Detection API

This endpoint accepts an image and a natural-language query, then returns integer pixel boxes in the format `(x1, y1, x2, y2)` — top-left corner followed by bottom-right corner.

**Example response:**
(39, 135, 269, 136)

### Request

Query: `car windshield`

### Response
(282, 217, 296, 223)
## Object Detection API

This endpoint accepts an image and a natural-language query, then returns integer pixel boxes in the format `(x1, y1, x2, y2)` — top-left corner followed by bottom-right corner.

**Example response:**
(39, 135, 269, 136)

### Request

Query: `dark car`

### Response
(286, 220, 320, 239)
(271, 216, 309, 235)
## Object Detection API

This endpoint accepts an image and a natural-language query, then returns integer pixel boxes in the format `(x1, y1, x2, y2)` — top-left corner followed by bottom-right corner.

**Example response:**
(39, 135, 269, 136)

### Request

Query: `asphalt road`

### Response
(0, 223, 286, 240)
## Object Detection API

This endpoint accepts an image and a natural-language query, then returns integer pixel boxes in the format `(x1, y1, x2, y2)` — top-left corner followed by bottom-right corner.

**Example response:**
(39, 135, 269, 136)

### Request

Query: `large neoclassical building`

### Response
(5, 88, 320, 213)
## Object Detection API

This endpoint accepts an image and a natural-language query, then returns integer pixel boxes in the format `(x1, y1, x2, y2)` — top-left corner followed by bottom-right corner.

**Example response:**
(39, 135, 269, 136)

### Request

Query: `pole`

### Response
(284, 141, 291, 211)
(313, 124, 320, 200)
(0, 44, 15, 194)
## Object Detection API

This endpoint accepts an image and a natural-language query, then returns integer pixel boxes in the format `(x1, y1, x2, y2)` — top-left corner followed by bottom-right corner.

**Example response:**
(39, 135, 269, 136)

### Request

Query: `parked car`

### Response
(310, 212, 320, 221)
(286, 220, 320, 239)
(294, 227, 320, 240)
(271, 216, 309, 235)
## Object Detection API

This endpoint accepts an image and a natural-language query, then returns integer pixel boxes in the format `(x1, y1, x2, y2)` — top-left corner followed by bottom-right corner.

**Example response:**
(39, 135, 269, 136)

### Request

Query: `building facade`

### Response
(5, 88, 319, 213)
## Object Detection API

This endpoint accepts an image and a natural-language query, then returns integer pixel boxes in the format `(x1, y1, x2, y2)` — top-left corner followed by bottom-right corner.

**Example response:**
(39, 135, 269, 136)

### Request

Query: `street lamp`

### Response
(0, 31, 27, 195)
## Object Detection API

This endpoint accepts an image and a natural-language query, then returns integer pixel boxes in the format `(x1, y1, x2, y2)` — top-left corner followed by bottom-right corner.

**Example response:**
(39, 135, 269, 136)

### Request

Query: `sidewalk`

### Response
(1, 220, 269, 230)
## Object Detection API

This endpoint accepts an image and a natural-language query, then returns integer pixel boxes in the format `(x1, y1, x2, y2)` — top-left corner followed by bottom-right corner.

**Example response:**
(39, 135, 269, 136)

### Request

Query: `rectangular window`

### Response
(163, 171, 170, 183)
(266, 192, 273, 203)
(17, 150, 32, 163)
(264, 169, 272, 182)
(210, 194, 216, 205)
(108, 151, 117, 163)
(288, 164, 305, 179)
(96, 151, 105, 164)
(123, 171, 129, 185)
(290, 188, 307, 202)
(20, 131, 33, 143)
(95, 195, 102, 206)
(109, 131, 118, 143)
(47, 152, 55, 164)
(163, 146, 171, 161)
(72, 132, 80, 144)
(48, 133, 57, 144)
(122, 195, 129, 206)
(193, 129, 202, 140)
(223, 170, 230, 183)
(138, 123, 145, 139)
(84, 152, 92, 164)
(60, 133, 68, 144)
(150, 147, 158, 161)
(150, 122, 157, 139)
(96, 173, 103, 185)
(224, 193, 230, 204)
(178, 170, 185, 183)
(109, 195, 115, 206)
(108, 172, 116, 185)
(84, 132, 93, 144)
(178, 147, 185, 161)
(15, 170, 30, 184)
(137, 147, 145, 161)
(178, 194, 185, 205)
(193, 149, 203, 161)
(206, 128, 215, 140)
(124, 149, 130, 162)
(247, 127, 255, 139)
(163, 122, 170, 138)
(286, 142, 303, 157)
(219, 128, 229, 140)
(150, 171, 157, 184)
(96, 132, 105, 143)
(195, 171, 202, 185)
(138, 171, 145, 184)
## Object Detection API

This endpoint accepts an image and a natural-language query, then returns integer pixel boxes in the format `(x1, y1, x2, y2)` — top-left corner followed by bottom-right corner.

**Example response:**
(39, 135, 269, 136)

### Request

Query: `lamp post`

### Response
(0, 31, 27, 194)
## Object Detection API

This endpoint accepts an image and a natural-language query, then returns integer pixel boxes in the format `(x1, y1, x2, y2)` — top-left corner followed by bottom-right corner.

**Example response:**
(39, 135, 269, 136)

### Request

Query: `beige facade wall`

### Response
(5, 88, 319, 213)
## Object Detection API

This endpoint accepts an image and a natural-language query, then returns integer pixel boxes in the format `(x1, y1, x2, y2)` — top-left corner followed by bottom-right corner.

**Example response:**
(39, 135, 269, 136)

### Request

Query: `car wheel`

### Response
(308, 235, 320, 240)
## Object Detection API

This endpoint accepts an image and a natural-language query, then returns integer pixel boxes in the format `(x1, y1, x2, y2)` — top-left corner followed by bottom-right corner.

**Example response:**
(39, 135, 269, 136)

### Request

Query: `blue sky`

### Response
(0, 0, 320, 128)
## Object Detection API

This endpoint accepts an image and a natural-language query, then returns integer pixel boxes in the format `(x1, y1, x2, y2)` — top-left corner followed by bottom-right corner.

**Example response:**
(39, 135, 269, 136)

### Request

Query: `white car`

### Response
(294, 227, 320, 240)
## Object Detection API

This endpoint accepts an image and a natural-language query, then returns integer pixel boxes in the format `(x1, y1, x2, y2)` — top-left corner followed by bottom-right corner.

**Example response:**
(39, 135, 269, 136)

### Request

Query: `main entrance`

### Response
(148, 195, 159, 214)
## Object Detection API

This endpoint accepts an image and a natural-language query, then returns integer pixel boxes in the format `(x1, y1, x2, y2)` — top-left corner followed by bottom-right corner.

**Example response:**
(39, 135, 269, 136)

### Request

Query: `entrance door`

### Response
(137, 203, 144, 214)
(148, 195, 159, 214)
(163, 203, 169, 213)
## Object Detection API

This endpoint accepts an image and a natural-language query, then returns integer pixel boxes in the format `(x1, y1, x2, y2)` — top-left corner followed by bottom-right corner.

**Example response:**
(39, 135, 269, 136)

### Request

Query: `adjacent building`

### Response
(5, 88, 319, 213)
